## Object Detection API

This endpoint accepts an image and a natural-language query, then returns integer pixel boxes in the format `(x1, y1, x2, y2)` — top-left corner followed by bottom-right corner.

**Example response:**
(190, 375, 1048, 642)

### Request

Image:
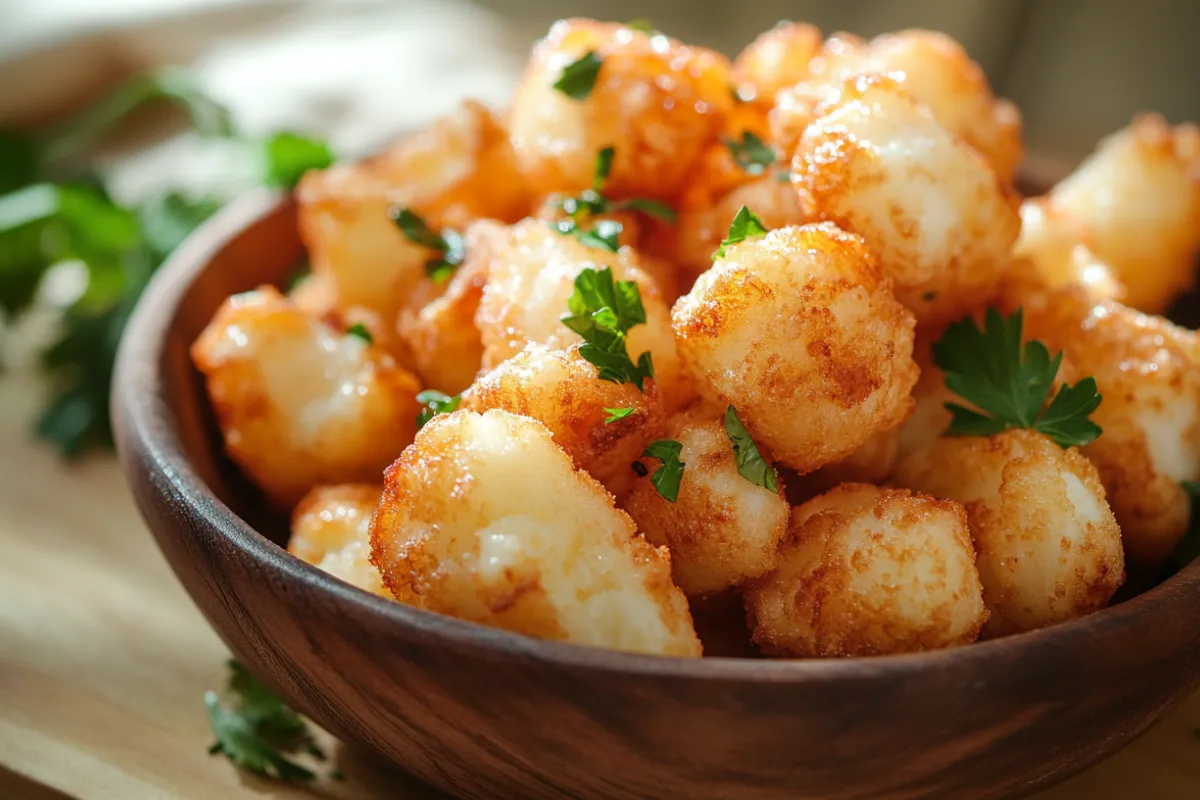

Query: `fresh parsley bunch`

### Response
(0, 69, 333, 456)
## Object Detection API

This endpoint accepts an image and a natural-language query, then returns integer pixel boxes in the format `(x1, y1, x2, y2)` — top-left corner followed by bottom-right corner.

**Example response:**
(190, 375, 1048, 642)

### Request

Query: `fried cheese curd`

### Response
(475, 218, 690, 409)
(396, 220, 505, 395)
(461, 343, 665, 497)
(621, 403, 790, 596)
(508, 18, 732, 202)
(297, 100, 530, 327)
(1042, 115, 1200, 313)
(370, 410, 701, 656)
(289, 484, 390, 598)
(730, 21, 823, 105)
(191, 287, 421, 508)
(770, 30, 1022, 181)
(1022, 288, 1200, 565)
(791, 74, 1021, 324)
(745, 483, 987, 657)
(896, 429, 1125, 637)
(672, 222, 918, 474)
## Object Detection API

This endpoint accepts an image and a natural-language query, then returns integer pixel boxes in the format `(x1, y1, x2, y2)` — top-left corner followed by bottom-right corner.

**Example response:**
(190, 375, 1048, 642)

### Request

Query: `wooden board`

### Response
(0, 367, 1197, 800)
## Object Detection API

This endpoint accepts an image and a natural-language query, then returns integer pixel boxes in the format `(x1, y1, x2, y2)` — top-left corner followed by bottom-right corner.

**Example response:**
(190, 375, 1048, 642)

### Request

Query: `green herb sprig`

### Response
(553, 51, 605, 100)
(344, 322, 373, 344)
(642, 439, 686, 502)
(390, 208, 465, 282)
(932, 308, 1103, 448)
(713, 205, 769, 260)
(723, 131, 776, 175)
(561, 266, 654, 390)
(550, 147, 676, 252)
(416, 390, 462, 430)
(1, 70, 333, 456)
(724, 405, 777, 491)
(205, 661, 327, 783)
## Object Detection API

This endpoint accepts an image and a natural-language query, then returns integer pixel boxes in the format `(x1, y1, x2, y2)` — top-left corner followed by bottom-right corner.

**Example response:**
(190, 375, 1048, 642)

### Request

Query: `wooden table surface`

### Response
(0, 368, 1198, 800)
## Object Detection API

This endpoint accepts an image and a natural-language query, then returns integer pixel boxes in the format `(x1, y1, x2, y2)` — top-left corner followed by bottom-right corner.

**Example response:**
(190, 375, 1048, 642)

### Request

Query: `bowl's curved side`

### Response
(112, 192, 1200, 800)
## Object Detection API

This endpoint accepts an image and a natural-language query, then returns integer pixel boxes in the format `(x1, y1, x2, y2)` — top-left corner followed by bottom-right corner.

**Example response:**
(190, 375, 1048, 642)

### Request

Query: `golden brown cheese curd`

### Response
(1045, 114, 1200, 313)
(791, 74, 1021, 324)
(396, 220, 504, 395)
(621, 403, 790, 596)
(508, 18, 732, 202)
(369, 409, 701, 657)
(289, 484, 390, 598)
(745, 483, 987, 657)
(730, 21, 823, 105)
(475, 217, 690, 408)
(190, 287, 421, 508)
(461, 343, 665, 497)
(896, 429, 1125, 637)
(1023, 289, 1200, 564)
(791, 425, 902, 500)
(297, 100, 530, 326)
(672, 222, 918, 474)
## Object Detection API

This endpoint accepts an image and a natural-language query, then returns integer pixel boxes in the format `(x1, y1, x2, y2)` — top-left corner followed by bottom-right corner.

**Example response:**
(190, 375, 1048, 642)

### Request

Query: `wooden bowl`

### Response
(112, 188, 1200, 800)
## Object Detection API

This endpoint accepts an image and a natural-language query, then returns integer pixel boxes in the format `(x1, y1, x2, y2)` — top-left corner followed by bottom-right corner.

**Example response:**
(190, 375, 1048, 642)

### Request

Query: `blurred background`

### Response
(3, 0, 1200, 164)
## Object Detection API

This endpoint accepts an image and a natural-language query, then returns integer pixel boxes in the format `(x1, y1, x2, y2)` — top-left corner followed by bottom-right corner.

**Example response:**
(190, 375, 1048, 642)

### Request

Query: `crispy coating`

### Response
(475, 218, 691, 409)
(859, 30, 1023, 181)
(370, 409, 701, 656)
(297, 100, 530, 325)
(1045, 114, 1200, 313)
(791, 74, 1021, 324)
(996, 199, 1125, 310)
(731, 21, 824, 105)
(792, 424, 903, 500)
(461, 343, 666, 497)
(621, 403, 791, 595)
(896, 429, 1125, 637)
(1022, 288, 1200, 564)
(396, 220, 504, 394)
(508, 18, 733, 201)
(745, 483, 987, 657)
(289, 484, 390, 597)
(770, 31, 1022, 181)
(672, 222, 918, 474)
(190, 287, 422, 508)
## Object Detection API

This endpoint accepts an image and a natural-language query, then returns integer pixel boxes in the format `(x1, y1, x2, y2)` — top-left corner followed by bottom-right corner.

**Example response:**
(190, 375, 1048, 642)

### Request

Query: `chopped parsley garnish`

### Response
(551, 217, 623, 252)
(713, 205, 769, 260)
(205, 660, 325, 783)
(344, 322, 372, 344)
(724, 405, 777, 492)
(389, 207, 464, 282)
(642, 440, 686, 502)
(554, 147, 677, 227)
(415, 390, 462, 430)
(932, 308, 1103, 448)
(724, 131, 776, 175)
(604, 407, 635, 424)
(553, 51, 604, 100)
(561, 266, 654, 390)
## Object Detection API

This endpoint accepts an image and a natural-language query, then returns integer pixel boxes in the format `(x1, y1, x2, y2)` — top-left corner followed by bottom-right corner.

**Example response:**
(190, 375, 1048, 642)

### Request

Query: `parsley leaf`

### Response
(643, 439, 685, 502)
(206, 660, 324, 783)
(550, 217, 622, 253)
(416, 390, 461, 430)
(262, 132, 334, 189)
(724, 405, 777, 491)
(554, 147, 677, 226)
(553, 51, 604, 100)
(390, 207, 465, 282)
(618, 197, 677, 223)
(626, 19, 658, 35)
(932, 308, 1103, 448)
(594, 146, 615, 190)
(345, 322, 373, 344)
(724, 131, 776, 175)
(561, 266, 654, 390)
(713, 205, 769, 260)
(605, 407, 635, 423)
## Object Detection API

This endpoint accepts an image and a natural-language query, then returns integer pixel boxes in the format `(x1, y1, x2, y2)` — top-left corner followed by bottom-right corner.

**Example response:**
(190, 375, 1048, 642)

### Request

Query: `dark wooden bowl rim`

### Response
(115, 187, 1200, 684)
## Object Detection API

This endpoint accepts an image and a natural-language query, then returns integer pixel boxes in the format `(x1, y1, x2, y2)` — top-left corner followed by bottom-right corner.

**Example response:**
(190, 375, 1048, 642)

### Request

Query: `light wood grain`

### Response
(0, 364, 1197, 799)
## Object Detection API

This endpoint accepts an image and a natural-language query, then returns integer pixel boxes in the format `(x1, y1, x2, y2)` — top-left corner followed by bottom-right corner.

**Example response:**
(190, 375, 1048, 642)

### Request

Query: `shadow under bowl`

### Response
(112, 188, 1200, 800)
